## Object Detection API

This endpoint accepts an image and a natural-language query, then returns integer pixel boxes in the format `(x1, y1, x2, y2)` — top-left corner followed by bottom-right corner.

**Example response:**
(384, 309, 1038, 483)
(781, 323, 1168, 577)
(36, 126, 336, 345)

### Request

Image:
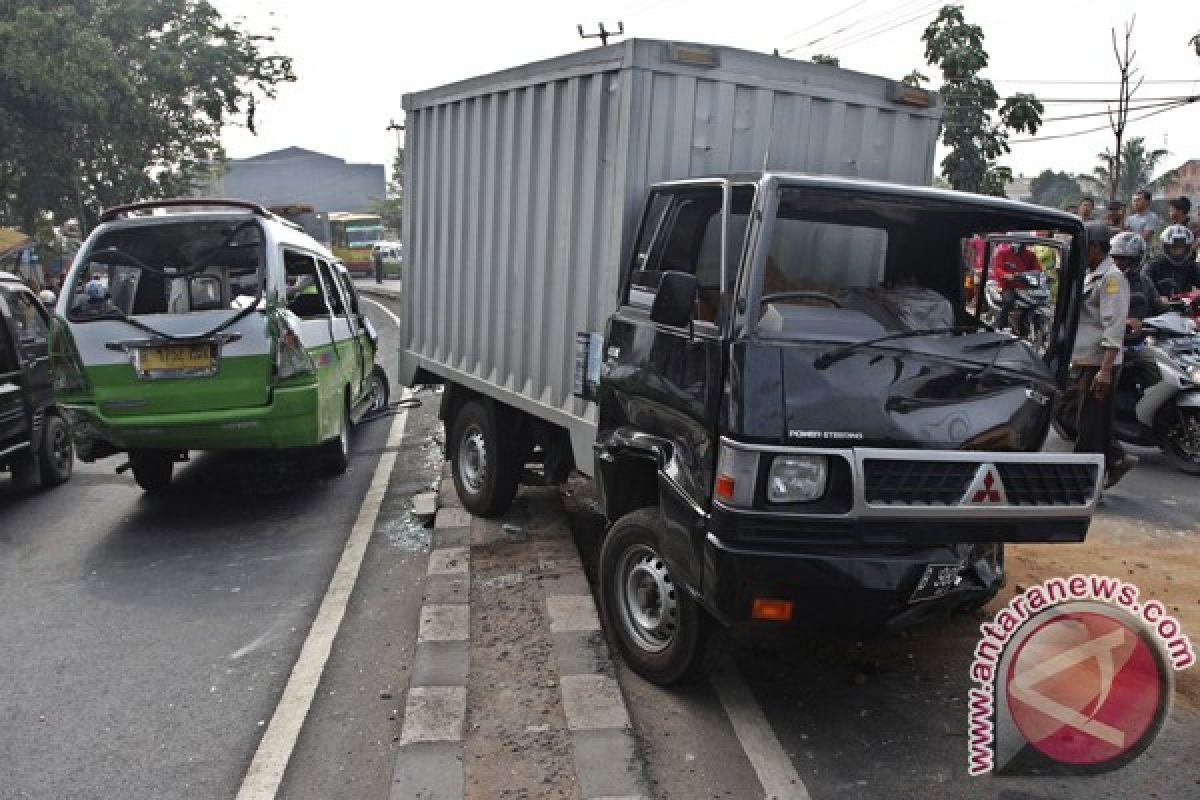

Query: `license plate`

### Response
(135, 344, 216, 377)
(909, 563, 964, 603)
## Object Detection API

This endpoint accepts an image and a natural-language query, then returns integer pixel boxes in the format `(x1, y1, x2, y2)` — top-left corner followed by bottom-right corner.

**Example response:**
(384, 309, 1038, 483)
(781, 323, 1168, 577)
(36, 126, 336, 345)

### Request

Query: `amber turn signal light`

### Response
(751, 598, 794, 622)
(715, 474, 736, 500)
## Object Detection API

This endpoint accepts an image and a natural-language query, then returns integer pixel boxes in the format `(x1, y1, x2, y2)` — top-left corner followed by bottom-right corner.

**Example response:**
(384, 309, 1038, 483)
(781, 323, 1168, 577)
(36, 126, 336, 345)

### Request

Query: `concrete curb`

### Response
(391, 473, 470, 800)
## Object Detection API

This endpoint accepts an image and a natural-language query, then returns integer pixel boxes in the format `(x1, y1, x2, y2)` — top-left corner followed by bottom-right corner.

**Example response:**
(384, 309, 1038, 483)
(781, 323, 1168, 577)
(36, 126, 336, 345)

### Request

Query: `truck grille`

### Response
(863, 460, 976, 505)
(863, 459, 1098, 507)
(995, 463, 1098, 506)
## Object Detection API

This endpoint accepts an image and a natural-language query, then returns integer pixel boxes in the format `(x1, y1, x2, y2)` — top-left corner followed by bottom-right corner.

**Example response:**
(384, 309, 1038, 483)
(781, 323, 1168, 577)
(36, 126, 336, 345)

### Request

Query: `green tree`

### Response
(809, 54, 840, 66)
(0, 0, 294, 232)
(1029, 170, 1084, 209)
(1084, 137, 1173, 202)
(921, 5, 1043, 195)
(371, 144, 404, 235)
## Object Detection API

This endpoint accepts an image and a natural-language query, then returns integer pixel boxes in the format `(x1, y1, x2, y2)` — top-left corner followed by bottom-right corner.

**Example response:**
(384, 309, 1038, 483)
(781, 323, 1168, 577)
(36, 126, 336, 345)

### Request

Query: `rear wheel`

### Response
(599, 507, 710, 685)
(321, 401, 351, 475)
(1157, 405, 1200, 475)
(38, 415, 73, 487)
(367, 365, 390, 413)
(449, 399, 521, 517)
(130, 449, 174, 493)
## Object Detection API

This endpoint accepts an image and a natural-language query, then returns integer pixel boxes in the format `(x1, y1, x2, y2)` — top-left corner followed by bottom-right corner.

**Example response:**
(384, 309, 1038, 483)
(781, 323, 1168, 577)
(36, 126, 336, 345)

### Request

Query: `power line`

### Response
(778, 0, 872, 45)
(1008, 97, 1197, 144)
(1039, 96, 1198, 123)
(821, 1, 943, 52)
(784, 0, 928, 54)
(991, 78, 1200, 85)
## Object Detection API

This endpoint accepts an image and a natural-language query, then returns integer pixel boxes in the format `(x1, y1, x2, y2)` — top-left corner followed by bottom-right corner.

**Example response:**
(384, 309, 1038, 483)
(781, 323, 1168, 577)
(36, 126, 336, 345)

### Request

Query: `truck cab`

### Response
(591, 174, 1103, 682)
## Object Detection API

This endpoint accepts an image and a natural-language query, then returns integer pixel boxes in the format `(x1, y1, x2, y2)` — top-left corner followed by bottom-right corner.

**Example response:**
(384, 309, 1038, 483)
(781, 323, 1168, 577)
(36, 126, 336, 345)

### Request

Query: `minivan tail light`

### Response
(715, 443, 758, 507)
(275, 318, 315, 380)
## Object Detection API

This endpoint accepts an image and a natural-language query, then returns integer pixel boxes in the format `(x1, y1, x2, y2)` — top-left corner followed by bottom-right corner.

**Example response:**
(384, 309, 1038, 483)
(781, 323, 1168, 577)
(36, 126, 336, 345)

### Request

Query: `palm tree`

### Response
(1084, 136, 1175, 202)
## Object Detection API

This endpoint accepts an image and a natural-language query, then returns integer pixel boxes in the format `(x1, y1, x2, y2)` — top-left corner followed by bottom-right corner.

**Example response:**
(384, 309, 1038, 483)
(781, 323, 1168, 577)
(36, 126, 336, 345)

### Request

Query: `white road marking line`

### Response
(417, 604, 470, 642)
(560, 675, 632, 730)
(710, 656, 812, 800)
(399, 686, 468, 745)
(546, 595, 602, 633)
(235, 391, 412, 800)
(361, 294, 403, 328)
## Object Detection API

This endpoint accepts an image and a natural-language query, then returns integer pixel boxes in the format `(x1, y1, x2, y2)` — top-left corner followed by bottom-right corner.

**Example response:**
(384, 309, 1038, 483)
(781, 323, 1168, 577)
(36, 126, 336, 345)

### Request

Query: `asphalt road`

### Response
(0, 301, 438, 800)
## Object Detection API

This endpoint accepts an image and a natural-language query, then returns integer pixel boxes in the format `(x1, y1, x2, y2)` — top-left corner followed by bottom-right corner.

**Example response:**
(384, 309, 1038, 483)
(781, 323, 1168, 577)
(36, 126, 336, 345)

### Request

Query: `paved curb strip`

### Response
(392, 487, 471, 799)
(542, 499, 652, 800)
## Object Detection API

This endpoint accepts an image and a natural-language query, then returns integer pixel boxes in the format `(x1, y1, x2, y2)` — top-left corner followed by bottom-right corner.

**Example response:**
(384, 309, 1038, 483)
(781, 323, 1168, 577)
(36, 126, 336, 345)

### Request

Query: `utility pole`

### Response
(1106, 17, 1142, 204)
(577, 22, 624, 47)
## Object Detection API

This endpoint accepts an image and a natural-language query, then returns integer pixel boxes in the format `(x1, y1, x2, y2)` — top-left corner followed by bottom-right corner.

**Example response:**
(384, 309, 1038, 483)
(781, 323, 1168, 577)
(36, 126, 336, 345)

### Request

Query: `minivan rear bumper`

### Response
(63, 384, 321, 459)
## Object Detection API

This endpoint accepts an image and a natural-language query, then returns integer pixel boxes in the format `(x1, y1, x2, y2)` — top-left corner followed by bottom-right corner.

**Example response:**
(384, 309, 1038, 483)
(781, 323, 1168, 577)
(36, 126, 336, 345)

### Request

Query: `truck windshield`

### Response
(67, 218, 265, 323)
(754, 186, 1077, 343)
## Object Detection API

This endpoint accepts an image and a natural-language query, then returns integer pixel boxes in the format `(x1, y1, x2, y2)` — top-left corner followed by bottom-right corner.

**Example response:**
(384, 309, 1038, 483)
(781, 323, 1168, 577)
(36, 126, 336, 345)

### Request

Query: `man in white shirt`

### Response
(1125, 190, 1160, 244)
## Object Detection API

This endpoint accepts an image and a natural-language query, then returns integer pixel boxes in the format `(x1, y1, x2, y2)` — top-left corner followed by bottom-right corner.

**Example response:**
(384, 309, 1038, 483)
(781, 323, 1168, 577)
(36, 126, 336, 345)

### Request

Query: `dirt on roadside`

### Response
(999, 517, 1200, 709)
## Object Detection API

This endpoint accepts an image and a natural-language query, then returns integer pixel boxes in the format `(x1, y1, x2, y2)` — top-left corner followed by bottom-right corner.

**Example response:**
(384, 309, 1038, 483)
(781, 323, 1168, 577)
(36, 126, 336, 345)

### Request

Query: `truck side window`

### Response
(628, 187, 724, 323)
(3, 289, 49, 345)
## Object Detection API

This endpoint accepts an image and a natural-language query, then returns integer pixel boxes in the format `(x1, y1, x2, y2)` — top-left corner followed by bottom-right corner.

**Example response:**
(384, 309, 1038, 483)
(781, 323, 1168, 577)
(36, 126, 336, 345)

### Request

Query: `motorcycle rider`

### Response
(988, 240, 1043, 328)
(1143, 224, 1199, 296)
(1073, 222, 1136, 488)
(1110, 232, 1167, 324)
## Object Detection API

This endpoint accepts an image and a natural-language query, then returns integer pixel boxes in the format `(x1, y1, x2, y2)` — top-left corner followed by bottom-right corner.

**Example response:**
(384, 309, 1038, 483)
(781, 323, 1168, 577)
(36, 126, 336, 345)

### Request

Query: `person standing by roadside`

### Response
(372, 244, 384, 284)
(1078, 196, 1097, 221)
(1073, 221, 1136, 488)
(1125, 190, 1160, 245)
(1105, 200, 1126, 229)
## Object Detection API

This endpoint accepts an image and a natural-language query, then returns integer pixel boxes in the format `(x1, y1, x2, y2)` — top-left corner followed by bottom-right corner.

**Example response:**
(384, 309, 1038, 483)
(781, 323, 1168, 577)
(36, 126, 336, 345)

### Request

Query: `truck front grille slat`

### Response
(863, 459, 1098, 507)
(995, 463, 1098, 506)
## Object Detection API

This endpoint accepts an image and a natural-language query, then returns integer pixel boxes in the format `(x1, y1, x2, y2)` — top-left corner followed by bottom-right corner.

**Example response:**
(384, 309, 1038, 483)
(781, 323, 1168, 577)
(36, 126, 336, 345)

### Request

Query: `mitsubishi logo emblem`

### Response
(964, 464, 1007, 506)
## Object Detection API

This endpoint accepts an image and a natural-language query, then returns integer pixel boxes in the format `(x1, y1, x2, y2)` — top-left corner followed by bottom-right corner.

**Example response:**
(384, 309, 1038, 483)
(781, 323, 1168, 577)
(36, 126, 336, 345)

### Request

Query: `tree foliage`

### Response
(1029, 170, 1083, 209)
(921, 5, 1043, 195)
(809, 54, 840, 67)
(1083, 136, 1173, 201)
(371, 144, 404, 235)
(0, 0, 295, 232)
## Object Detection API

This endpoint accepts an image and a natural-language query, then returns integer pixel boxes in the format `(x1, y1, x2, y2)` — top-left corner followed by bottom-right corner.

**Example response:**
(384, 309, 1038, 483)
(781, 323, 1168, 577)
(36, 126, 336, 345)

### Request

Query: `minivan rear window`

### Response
(68, 219, 264, 321)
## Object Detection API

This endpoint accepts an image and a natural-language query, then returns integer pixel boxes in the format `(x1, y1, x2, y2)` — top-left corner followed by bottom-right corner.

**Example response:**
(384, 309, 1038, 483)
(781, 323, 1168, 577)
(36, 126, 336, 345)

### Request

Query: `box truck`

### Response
(398, 40, 1102, 683)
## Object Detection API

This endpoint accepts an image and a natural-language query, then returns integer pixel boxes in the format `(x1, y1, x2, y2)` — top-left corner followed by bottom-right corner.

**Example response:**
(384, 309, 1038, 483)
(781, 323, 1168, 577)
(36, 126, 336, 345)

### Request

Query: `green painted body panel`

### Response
(84, 353, 273, 417)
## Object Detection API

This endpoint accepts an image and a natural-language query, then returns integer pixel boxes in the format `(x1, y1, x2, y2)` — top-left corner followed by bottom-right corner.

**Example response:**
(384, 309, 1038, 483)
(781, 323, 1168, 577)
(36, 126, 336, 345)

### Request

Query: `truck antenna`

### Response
(577, 21, 624, 47)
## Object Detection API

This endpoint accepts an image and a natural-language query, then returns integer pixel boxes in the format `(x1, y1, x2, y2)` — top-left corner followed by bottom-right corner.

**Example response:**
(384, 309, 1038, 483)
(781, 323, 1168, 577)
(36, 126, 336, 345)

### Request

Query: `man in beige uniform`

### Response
(1073, 221, 1136, 487)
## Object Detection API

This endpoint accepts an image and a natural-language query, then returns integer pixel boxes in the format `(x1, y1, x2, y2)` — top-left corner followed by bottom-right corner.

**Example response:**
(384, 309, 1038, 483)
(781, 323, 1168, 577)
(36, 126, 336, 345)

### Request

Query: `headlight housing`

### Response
(767, 455, 829, 503)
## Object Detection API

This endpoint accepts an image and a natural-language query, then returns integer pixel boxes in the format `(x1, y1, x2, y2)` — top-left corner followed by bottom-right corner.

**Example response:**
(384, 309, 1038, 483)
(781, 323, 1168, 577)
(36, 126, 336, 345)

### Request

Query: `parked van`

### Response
(53, 199, 390, 492)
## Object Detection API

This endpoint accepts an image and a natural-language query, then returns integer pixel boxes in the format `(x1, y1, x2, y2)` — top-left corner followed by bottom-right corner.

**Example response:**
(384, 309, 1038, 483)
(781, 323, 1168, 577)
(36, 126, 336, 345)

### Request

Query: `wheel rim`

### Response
(368, 372, 387, 411)
(458, 424, 487, 494)
(50, 424, 71, 473)
(339, 409, 350, 456)
(614, 543, 678, 654)
(1166, 409, 1200, 461)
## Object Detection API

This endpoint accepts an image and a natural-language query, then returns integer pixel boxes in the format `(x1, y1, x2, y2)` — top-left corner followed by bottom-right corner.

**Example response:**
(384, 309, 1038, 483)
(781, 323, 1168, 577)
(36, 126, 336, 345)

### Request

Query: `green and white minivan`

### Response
(53, 199, 390, 492)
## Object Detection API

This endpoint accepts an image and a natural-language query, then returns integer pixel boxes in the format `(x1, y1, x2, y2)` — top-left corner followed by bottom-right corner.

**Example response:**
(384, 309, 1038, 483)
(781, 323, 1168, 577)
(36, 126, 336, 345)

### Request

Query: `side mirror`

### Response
(650, 271, 699, 329)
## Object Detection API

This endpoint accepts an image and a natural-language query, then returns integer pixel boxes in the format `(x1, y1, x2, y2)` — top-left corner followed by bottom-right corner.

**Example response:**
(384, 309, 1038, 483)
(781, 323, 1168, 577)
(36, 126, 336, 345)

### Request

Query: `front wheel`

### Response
(1157, 405, 1200, 475)
(599, 507, 710, 685)
(130, 449, 174, 493)
(38, 415, 73, 487)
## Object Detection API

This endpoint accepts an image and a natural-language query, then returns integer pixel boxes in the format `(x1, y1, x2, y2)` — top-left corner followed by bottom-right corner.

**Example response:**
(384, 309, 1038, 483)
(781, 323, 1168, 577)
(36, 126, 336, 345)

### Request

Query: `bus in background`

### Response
(329, 212, 384, 274)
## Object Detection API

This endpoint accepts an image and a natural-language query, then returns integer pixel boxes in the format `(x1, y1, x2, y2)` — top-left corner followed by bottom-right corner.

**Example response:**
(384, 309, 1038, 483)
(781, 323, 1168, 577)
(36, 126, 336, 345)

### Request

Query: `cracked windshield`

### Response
(1, 1, 1197, 799)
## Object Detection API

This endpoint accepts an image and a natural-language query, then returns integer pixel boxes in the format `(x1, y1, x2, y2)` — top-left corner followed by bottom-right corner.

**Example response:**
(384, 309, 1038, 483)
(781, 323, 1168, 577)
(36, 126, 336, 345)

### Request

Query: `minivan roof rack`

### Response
(98, 198, 271, 223)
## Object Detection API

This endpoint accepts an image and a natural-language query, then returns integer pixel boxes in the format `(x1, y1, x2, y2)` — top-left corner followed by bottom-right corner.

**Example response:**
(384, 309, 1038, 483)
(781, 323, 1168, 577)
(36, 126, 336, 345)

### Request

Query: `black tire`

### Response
(321, 401, 351, 475)
(38, 415, 73, 487)
(599, 507, 710, 685)
(367, 365, 390, 413)
(1157, 405, 1200, 475)
(448, 399, 521, 518)
(130, 449, 174, 493)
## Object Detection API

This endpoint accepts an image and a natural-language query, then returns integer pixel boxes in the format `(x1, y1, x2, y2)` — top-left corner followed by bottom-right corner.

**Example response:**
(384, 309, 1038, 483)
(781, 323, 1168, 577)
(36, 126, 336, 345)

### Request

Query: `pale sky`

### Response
(214, 0, 1200, 188)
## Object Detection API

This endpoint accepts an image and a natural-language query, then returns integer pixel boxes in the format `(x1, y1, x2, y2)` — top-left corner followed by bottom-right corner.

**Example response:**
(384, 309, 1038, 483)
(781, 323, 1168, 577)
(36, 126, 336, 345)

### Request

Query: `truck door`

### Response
(0, 293, 31, 453)
(1, 288, 53, 426)
(604, 182, 751, 584)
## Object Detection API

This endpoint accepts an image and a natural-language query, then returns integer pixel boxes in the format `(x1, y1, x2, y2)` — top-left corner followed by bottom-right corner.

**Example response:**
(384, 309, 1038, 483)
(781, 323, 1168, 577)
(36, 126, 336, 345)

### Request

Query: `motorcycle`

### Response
(983, 269, 1053, 353)
(1053, 312, 1200, 475)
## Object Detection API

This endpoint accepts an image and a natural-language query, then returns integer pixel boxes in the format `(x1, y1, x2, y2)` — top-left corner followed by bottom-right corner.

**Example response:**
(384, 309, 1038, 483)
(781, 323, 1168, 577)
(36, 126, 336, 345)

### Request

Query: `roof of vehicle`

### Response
(655, 172, 1084, 229)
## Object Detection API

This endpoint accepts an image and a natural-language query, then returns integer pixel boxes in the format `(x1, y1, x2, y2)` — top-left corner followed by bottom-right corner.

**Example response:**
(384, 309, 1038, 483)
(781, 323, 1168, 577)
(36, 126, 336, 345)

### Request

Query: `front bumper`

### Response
(62, 384, 321, 460)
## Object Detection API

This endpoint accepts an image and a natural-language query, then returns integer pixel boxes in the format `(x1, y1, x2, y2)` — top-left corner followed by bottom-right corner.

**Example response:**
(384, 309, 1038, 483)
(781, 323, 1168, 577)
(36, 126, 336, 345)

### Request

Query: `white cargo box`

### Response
(399, 39, 941, 474)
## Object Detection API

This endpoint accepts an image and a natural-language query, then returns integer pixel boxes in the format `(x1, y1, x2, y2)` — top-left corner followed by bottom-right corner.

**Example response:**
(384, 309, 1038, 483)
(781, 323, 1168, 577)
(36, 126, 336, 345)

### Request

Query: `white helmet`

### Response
(1109, 230, 1146, 260)
(1160, 224, 1195, 266)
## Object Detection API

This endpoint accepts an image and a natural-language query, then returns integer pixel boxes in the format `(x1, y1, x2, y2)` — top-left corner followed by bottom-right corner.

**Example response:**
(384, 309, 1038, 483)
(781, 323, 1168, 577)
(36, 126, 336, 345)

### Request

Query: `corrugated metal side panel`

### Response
(404, 70, 624, 429)
(627, 68, 940, 189)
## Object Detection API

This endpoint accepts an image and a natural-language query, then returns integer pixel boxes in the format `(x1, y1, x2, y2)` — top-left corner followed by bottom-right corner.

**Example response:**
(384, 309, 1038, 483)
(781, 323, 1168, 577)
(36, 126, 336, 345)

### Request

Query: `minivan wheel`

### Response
(449, 399, 520, 517)
(367, 365, 390, 413)
(38, 415, 73, 487)
(321, 402, 351, 475)
(130, 450, 174, 493)
(599, 507, 710, 685)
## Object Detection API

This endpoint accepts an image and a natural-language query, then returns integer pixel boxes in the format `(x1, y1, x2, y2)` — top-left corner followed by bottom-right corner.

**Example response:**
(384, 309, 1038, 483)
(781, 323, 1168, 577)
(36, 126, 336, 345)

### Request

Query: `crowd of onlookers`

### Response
(1068, 191, 1200, 258)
